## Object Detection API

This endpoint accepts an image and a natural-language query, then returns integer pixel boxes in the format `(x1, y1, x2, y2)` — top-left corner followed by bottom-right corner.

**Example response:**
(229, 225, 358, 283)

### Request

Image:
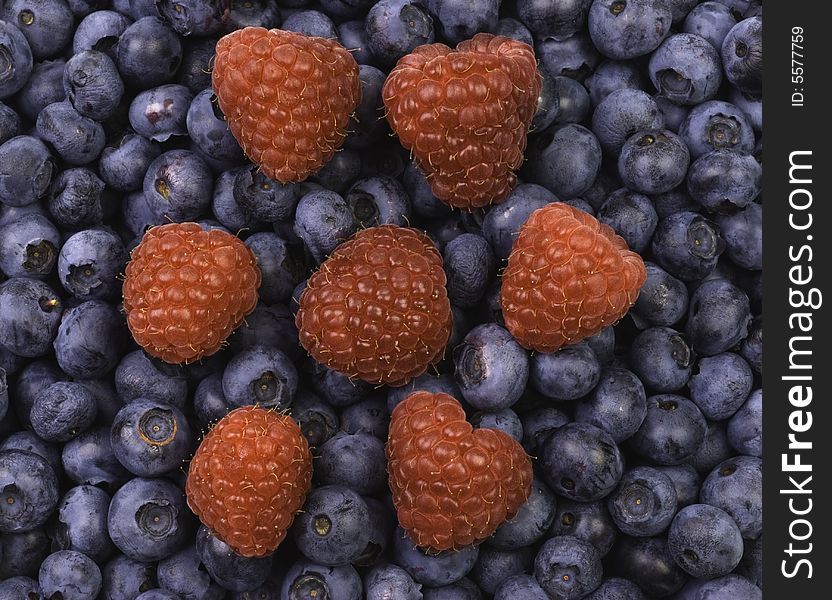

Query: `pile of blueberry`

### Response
(0, 0, 762, 599)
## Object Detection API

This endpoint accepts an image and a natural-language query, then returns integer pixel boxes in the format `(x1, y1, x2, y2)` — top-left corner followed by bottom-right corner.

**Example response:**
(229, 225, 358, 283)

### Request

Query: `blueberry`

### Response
(17, 58, 67, 121)
(128, 84, 193, 142)
(677, 575, 761, 599)
(229, 303, 303, 362)
(667, 503, 744, 579)
(345, 175, 411, 228)
(539, 422, 624, 502)
(588, 0, 672, 60)
(0, 367, 6, 422)
(612, 535, 687, 597)
(0, 449, 59, 533)
(629, 394, 707, 465)
(73, 9, 132, 55)
(231, 166, 302, 225)
(596, 188, 657, 253)
(0, 277, 62, 358)
(387, 371, 463, 413)
(617, 129, 690, 195)
(339, 395, 389, 439)
(54, 299, 124, 379)
(58, 227, 126, 300)
(192, 372, 229, 428)
(424, 0, 499, 45)
(591, 88, 664, 157)
(157, 545, 226, 600)
(700, 455, 762, 539)
(536, 32, 600, 81)
(99, 133, 162, 193)
(649, 33, 722, 106)
(422, 577, 482, 599)
(490, 476, 557, 550)
(185, 88, 244, 164)
(687, 149, 761, 212)
(532, 67, 561, 131)
(0, 528, 50, 579)
(470, 408, 523, 442)
(551, 498, 617, 558)
(364, 0, 435, 68)
(364, 563, 423, 600)
(679, 99, 754, 160)
(729, 86, 761, 132)
(480, 183, 554, 261)
(727, 388, 761, 457)
(651, 211, 725, 281)
(244, 233, 303, 305)
(551, 74, 591, 125)
(211, 167, 260, 231)
(442, 234, 494, 308)
(534, 535, 603, 600)
(526, 123, 602, 199)
(629, 326, 695, 392)
(0, 212, 60, 279)
(453, 323, 529, 411)
(471, 545, 534, 595)
(282, 9, 337, 38)
(36, 99, 106, 165)
(0, 100, 22, 143)
(735, 536, 762, 589)
(292, 484, 372, 566)
(63, 49, 124, 122)
(357, 496, 395, 567)
(30, 381, 98, 442)
(0, 429, 61, 476)
(61, 426, 130, 493)
(575, 366, 646, 443)
(109, 477, 192, 563)
(686, 278, 751, 355)
(520, 406, 570, 456)
(392, 527, 479, 587)
(716, 203, 762, 270)
(689, 352, 753, 420)
(531, 342, 601, 401)
(48, 167, 109, 230)
(0, 19, 33, 99)
(607, 466, 677, 537)
(493, 574, 548, 600)
(222, 345, 298, 410)
(281, 558, 362, 600)
(293, 189, 358, 263)
(583, 577, 647, 600)
(116, 17, 183, 89)
(516, 0, 591, 40)
(0, 575, 42, 597)
(224, 0, 282, 31)
(143, 149, 213, 221)
(155, 0, 228, 36)
(136, 589, 180, 600)
(0, 135, 54, 207)
(9, 359, 69, 429)
(654, 465, 698, 511)
(654, 94, 690, 133)
(291, 389, 339, 448)
(632, 262, 689, 327)
(39, 549, 102, 600)
(115, 349, 189, 408)
(494, 18, 534, 47)
(338, 19, 376, 66)
(315, 432, 387, 495)
(319, 0, 374, 20)
(51, 484, 115, 563)
(721, 17, 762, 95)
(690, 420, 733, 474)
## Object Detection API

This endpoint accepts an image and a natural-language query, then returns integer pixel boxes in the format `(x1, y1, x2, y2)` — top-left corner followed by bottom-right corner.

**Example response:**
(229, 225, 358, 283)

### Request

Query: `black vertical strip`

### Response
(763, 5, 832, 596)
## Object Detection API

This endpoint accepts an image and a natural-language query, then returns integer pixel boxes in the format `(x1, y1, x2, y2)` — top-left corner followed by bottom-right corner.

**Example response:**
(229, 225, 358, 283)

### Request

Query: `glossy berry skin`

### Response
(157, 544, 226, 600)
(550, 499, 617, 558)
(296, 225, 452, 387)
(490, 476, 557, 550)
(534, 535, 603, 600)
(61, 426, 130, 493)
(682, 2, 737, 50)
(630, 394, 707, 465)
(629, 326, 695, 392)
(525, 123, 601, 200)
(612, 535, 687, 597)
(687, 149, 761, 212)
(186, 406, 313, 557)
(282, 9, 337, 39)
(387, 391, 533, 552)
(679, 99, 755, 159)
(187, 88, 245, 164)
(500, 202, 647, 353)
(129, 84, 194, 143)
(195, 524, 273, 592)
(651, 211, 725, 281)
(36, 100, 105, 166)
(591, 89, 665, 157)
(530, 341, 601, 401)
(667, 503, 744, 579)
(364, 0, 436, 68)
(574, 366, 647, 443)
(383, 33, 541, 209)
(588, 0, 672, 60)
(607, 466, 677, 537)
(114, 349, 189, 408)
(221, 344, 298, 410)
(116, 17, 183, 89)
(16, 59, 66, 124)
(122, 222, 261, 364)
(631, 262, 689, 327)
(685, 278, 751, 356)
(314, 432, 387, 496)
(212, 27, 361, 183)
(596, 188, 658, 254)
(99, 133, 162, 193)
(0, 449, 60, 533)
(618, 129, 690, 195)
(391, 527, 479, 587)
(38, 549, 101, 600)
(689, 352, 753, 420)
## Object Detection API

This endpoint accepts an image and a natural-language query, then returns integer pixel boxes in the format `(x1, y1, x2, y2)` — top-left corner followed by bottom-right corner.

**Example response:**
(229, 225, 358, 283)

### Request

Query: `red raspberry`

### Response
(295, 225, 452, 387)
(382, 33, 541, 210)
(122, 223, 261, 364)
(212, 27, 361, 183)
(185, 406, 312, 558)
(387, 391, 533, 552)
(500, 203, 647, 353)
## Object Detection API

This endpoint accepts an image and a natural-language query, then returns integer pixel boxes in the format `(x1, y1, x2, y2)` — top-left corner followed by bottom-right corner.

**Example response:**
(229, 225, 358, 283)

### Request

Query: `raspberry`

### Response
(185, 406, 312, 558)
(122, 222, 261, 364)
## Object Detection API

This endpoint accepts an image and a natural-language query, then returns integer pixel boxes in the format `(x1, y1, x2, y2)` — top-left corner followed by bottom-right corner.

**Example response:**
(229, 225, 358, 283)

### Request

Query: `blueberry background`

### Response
(0, 0, 762, 598)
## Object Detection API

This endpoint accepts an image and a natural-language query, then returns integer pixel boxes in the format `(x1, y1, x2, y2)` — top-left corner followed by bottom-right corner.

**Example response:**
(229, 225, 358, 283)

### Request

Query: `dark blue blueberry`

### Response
(608, 466, 677, 537)
(290, 389, 339, 449)
(345, 175, 411, 228)
(192, 372, 229, 428)
(200, 527, 273, 592)
(649, 33, 722, 106)
(229, 302, 302, 361)
(61, 425, 130, 492)
(356, 495, 394, 567)
(339, 395, 389, 439)
(618, 128, 689, 195)
(99, 133, 162, 193)
(400, 163, 450, 220)
(0, 449, 59, 533)
(293, 189, 358, 263)
(591, 88, 664, 157)
(9, 359, 67, 429)
(531, 341, 601, 401)
(315, 432, 387, 495)
(687, 149, 761, 212)
(0, 429, 61, 476)
(588, 0, 671, 59)
(678, 575, 761, 599)
(596, 188, 657, 253)
(653, 94, 690, 133)
(392, 527, 478, 587)
(387, 371, 462, 413)
(143, 149, 213, 221)
(575, 366, 646, 443)
(550, 498, 617, 557)
(520, 406, 570, 456)
(584, 326, 615, 365)
(224, 0, 281, 31)
(516, 0, 590, 39)
(186, 88, 244, 163)
(494, 17, 533, 46)
(422, 577, 481, 599)
(721, 16, 762, 95)
(0, 212, 60, 279)
(79, 377, 122, 425)
(632, 262, 689, 327)
(292, 484, 372, 566)
(729, 86, 761, 132)
(629, 394, 707, 465)
(129, 84, 193, 142)
(669, 0, 700, 23)
(690, 419, 733, 474)
(364, 0, 435, 68)
(0, 366, 6, 422)
(471, 545, 534, 595)
(110, 399, 192, 477)
(526, 123, 602, 199)
(551, 74, 591, 125)
(109, 477, 192, 563)
(38, 549, 102, 600)
(122, 191, 162, 239)
(157, 544, 225, 600)
(234, 166, 301, 224)
(155, 0, 228, 36)
(0, 19, 33, 99)
(36, 100, 106, 165)
(281, 558, 362, 600)
(338, 19, 376, 66)
(136, 589, 180, 600)
(222, 345, 298, 410)
(667, 503, 744, 578)
(651, 211, 725, 281)
(700, 455, 761, 539)
(540, 422, 623, 501)
(0, 575, 41, 596)
(686, 278, 751, 355)
(359, 139, 409, 178)
(490, 476, 557, 550)
(57, 228, 125, 301)
(2, 0, 73, 59)
(536, 32, 600, 81)
(585, 60, 647, 107)
(16, 58, 66, 121)
(30, 381, 97, 442)
(443, 234, 494, 308)
(245, 233, 303, 305)
(0, 135, 54, 207)
(306, 149, 360, 196)
(727, 388, 761, 457)
(424, 0, 499, 45)
(0, 277, 62, 358)
(532, 67, 560, 132)
(425, 212, 467, 252)
(282, 9, 338, 38)
(48, 167, 110, 230)
(584, 577, 647, 600)
(116, 17, 183, 89)
(612, 535, 687, 597)
(364, 563, 422, 600)
(0, 100, 22, 143)
(115, 349, 189, 408)
(54, 299, 124, 379)
(176, 37, 217, 95)
(493, 574, 548, 600)
(73, 9, 132, 55)
(52, 484, 115, 563)
(716, 203, 762, 270)
(211, 167, 260, 231)
(679, 99, 754, 159)
(736, 537, 762, 589)
(656, 463, 700, 509)
(689, 352, 752, 420)
(454, 323, 529, 411)
(534, 535, 602, 600)
(629, 326, 694, 392)
(319, 0, 374, 20)
(470, 408, 523, 442)
(64, 50, 124, 121)
(0, 528, 50, 579)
